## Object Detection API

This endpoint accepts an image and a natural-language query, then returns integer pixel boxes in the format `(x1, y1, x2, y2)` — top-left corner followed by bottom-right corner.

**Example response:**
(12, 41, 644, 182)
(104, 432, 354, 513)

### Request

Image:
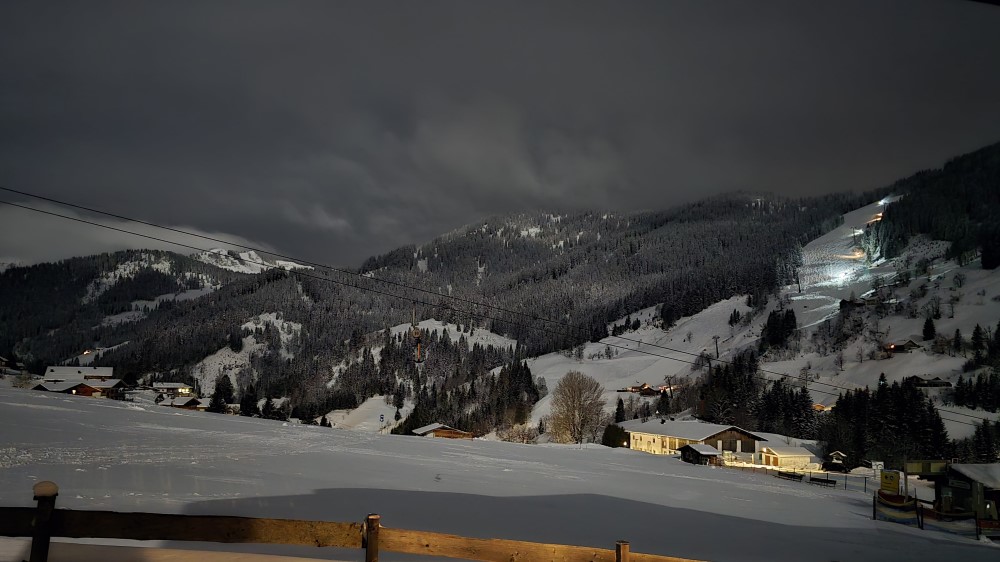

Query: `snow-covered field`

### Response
(0, 387, 994, 561)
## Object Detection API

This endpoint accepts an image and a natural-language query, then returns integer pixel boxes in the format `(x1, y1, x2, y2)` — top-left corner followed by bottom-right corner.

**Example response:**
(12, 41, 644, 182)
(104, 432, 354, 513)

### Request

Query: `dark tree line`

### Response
(819, 374, 949, 469)
(695, 348, 817, 439)
(760, 309, 798, 350)
(953, 421, 999, 464)
(393, 359, 539, 436)
(952, 368, 1000, 413)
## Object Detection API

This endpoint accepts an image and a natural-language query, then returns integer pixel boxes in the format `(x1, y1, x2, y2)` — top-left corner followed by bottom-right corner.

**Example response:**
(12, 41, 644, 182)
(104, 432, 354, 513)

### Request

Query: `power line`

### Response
(0, 190, 992, 427)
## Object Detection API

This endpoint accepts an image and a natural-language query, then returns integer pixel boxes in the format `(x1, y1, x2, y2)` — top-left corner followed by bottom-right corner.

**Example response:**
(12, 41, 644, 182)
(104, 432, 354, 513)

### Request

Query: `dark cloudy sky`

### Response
(2, 1, 1000, 266)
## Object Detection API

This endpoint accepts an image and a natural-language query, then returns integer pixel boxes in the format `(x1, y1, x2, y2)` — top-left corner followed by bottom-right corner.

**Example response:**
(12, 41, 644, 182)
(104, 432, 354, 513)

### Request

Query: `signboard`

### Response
(948, 478, 971, 490)
(903, 460, 948, 476)
(881, 470, 900, 494)
(871, 461, 884, 472)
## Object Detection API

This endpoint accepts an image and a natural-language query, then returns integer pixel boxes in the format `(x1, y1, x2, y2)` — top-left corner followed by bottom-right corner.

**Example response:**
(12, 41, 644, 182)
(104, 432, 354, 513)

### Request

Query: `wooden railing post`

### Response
(364, 513, 380, 562)
(29, 481, 58, 562)
(616, 540, 630, 562)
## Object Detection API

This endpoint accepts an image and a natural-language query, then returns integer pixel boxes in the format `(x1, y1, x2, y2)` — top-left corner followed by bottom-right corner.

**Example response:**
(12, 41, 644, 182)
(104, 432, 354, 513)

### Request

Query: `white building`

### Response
(619, 418, 766, 461)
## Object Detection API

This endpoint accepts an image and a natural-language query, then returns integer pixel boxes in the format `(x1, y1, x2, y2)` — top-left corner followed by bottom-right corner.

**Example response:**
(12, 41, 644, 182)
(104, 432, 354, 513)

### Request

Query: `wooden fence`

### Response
(730, 464, 873, 493)
(0, 481, 702, 562)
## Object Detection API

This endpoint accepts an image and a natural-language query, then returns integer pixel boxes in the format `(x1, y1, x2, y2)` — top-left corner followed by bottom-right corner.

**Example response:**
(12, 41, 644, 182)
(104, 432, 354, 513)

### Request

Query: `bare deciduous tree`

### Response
(549, 371, 606, 444)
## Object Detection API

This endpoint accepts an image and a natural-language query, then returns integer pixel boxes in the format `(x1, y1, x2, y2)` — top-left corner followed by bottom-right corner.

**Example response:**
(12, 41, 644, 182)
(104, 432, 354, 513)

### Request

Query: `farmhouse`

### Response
(760, 445, 819, 469)
(32, 381, 92, 395)
(38, 366, 125, 398)
(619, 419, 766, 461)
(163, 397, 205, 410)
(882, 340, 921, 354)
(678, 444, 722, 466)
(44, 366, 115, 382)
(151, 382, 194, 398)
(906, 376, 952, 388)
(412, 423, 473, 439)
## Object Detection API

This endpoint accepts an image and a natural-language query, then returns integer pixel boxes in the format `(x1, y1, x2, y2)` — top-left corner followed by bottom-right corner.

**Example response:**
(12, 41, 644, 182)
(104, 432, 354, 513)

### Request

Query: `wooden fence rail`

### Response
(0, 482, 702, 562)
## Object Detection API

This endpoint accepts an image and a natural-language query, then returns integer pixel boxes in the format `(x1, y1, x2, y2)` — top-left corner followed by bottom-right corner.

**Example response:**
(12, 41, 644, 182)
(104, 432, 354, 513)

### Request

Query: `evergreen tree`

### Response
(923, 317, 936, 341)
(614, 397, 626, 423)
(214, 374, 235, 405)
(262, 397, 277, 420)
(228, 328, 244, 353)
(239, 383, 260, 417)
(954, 375, 967, 406)
(601, 423, 629, 448)
(974, 420, 998, 463)
(655, 390, 670, 416)
(953, 329, 963, 357)
(972, 324, 986, 362)
(207, 389, 227, 413)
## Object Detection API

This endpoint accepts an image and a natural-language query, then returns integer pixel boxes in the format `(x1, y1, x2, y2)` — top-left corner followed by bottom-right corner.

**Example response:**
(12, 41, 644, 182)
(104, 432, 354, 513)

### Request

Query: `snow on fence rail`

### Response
(0, 481, 701, 562)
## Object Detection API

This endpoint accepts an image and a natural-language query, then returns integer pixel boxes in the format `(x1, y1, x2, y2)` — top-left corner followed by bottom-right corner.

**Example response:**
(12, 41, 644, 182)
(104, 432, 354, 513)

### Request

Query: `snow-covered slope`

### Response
(0, 386, 992, 561)
(522, 196, 1000, 442)
(326, 395, 412, 433)
(193, 313, 302, 397)
(82, 252, 174, 303)
(528, 295, 758, 424)
(764, 198, 1000, 438)
(193, 249, 312, 274)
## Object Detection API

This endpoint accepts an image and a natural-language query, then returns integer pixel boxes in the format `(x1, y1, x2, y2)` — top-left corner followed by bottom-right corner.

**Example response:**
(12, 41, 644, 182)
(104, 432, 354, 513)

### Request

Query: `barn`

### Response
(412, 423, 473, 439)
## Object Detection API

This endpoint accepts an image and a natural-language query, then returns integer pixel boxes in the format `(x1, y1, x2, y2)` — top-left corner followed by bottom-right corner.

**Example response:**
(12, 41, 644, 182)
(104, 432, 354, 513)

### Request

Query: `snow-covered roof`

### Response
(85, 379, 123, 389)
(152, 382, 192, 389)
(618, 419, 766, 442)
(413, 422, 467, 435)
(951, 464, 1000, 489)
(761, 446, 814, 458)
(32, 381, 87, 393)
(45, 366, 114, 380)
(680, 444, 722, 456)
(164, 397, 202, 407)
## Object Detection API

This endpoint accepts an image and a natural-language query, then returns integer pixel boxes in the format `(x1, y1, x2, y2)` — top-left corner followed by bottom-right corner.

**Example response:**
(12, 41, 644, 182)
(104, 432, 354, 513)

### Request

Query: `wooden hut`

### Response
(412, 423, 473, 439)
(678, 444, 722, 466)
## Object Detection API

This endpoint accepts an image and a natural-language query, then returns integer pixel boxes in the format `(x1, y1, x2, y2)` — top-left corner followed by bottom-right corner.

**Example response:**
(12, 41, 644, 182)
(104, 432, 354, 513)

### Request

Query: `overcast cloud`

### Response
(2, 1, 1000, 266)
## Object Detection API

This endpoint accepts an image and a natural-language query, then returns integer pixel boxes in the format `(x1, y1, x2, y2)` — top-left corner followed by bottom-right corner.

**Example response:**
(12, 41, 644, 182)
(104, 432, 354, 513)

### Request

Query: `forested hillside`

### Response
(861, 140, 1000, 266)
(1, 191, 883, 428)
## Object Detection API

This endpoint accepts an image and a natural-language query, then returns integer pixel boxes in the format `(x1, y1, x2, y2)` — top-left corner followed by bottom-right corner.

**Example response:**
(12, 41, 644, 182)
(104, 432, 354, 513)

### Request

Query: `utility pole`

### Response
(713, 335, 720, 358)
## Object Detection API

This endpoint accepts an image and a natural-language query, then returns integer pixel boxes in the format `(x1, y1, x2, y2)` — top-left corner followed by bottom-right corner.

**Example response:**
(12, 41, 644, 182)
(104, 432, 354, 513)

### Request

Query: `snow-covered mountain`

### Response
(192, 248, 312, 274)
